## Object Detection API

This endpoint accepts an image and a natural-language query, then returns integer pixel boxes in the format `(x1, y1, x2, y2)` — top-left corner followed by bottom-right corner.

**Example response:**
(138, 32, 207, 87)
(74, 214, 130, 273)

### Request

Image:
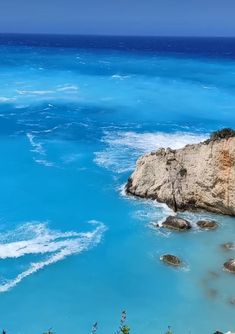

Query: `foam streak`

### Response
(0, 221, 106, 292)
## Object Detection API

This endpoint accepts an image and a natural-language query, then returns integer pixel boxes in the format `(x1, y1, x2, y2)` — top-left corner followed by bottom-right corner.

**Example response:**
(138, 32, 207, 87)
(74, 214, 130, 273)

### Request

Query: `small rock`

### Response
(228, 297, 235, 306)
(160, 254, 182, 267)
(162, 216, 191, 231)
(197, 220, 218, 230)
(221, 242, 235, 251)
(224, 259, 235, 273)
(206, 288, 218, 299)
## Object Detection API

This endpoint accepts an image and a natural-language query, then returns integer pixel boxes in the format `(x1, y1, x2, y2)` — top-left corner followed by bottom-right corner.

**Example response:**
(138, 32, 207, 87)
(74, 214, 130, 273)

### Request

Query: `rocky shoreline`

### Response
(156, 215, 235, 273)
(126, 128, 235, 216)
(126, 129, 235, 275)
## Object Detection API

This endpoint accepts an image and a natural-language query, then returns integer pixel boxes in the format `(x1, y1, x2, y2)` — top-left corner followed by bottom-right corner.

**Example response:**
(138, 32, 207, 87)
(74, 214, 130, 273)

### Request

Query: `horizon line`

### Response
(0, 32, 235, 39)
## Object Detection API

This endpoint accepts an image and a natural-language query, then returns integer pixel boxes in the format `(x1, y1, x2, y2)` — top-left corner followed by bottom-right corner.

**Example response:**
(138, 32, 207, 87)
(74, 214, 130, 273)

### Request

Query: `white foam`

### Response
(17, 90, 54, 95)
(26, 133, 55, 167)
(118, 184, 175, 227)
(32, 125, 60, 134)
(0, 221, 106, 292)
(14, 104, 29, 109)
(133, 200, 174, 223)
(34, 159, 54, 167)
(202, 86, 215, 90)
(111, 74, 130, 80)
(26, 133, 45, 155)
(57, 85, 79, 92)
(0, 97, 16, 103)
(95, 130, 208, 173)
(26, 130, 85, 168)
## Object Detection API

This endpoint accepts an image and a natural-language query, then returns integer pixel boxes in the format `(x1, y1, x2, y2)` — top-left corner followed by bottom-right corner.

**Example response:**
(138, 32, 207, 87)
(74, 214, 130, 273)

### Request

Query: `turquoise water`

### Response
(0, 35, 235, 334)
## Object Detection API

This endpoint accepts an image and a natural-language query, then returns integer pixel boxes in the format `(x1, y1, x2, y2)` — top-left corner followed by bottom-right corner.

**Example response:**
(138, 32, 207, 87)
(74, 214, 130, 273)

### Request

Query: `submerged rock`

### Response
(228, 297, 235, 306)
(206, 288, 218, 299)
(221, 242, 235, 251)
(208, 270, 219, 278)
(126, 128, 235, 216)
(161, 216, 191, 231)
(197, 220, 218, 230)
(224, 259, 235, 273)
(160, 254, 182, 267)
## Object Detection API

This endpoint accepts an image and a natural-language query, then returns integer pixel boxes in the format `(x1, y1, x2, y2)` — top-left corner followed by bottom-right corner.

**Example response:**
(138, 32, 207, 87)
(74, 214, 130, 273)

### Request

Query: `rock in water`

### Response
(126, 129, 235, 216)
(228, 297, 235, 306)
(224, 259, 235, 273)
(161, 254, 182, 267)
(162, 216, 191, 231)
(197, 220, 218, 230)
(221, 242, 235, 251)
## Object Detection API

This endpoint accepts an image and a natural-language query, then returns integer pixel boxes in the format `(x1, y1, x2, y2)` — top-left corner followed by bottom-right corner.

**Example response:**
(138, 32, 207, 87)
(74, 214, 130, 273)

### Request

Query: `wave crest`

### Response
(94, 130, 207, 173)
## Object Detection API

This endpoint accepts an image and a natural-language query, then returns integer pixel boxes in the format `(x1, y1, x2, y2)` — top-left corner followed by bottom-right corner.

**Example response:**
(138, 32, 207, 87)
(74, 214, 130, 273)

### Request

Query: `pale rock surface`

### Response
(126, 134, 235, 216)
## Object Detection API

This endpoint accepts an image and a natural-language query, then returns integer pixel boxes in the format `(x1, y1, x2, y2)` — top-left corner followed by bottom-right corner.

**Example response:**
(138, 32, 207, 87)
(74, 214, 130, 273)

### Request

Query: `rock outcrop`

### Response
(161, 216, 191, 231)
(197, 220, 218, 230)
(160, 254, 182, 267)
(224, 259, 235, 273)
(126, 129, 235, 216)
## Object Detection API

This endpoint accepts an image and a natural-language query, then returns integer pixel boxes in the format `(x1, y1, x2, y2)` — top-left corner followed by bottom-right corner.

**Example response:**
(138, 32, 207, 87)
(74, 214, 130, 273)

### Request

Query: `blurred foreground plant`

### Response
(43, 328, 54, 334)
(115, 310, 130, 334)
(91, 322, 98, 334)
(166, 326, 173, 334)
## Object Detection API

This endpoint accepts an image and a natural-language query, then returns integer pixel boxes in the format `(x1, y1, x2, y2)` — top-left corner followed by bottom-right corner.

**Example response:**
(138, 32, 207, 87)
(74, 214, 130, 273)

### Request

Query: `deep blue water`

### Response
(0, 34, 235, 334)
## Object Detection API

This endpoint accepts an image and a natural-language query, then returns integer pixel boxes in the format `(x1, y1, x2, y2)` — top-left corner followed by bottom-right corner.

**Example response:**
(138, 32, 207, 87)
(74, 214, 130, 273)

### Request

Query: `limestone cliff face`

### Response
(126, 135, 235, 216)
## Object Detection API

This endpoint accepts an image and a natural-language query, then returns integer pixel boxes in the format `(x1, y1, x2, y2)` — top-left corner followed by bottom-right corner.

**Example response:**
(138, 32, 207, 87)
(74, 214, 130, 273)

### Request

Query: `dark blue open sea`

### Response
(0, 34, 235, 334)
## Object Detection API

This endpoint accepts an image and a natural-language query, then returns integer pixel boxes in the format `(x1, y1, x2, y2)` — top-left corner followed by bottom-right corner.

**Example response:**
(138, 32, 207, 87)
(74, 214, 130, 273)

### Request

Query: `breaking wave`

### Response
(95, 130, 208, 173)
(0, 221, 106, 292)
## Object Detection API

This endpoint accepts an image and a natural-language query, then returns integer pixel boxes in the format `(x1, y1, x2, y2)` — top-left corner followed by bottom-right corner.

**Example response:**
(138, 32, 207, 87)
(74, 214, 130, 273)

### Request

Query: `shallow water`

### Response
(0, 35, 235, 334)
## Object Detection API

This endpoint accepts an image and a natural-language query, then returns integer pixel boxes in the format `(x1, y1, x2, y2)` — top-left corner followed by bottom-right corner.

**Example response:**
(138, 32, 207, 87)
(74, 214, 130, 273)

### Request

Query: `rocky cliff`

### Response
(126, 129, 235, 216)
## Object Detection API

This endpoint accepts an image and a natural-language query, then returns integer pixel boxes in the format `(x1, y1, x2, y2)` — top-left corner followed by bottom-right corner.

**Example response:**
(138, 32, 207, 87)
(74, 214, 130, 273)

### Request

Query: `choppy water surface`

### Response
(0, 35, 235, 334)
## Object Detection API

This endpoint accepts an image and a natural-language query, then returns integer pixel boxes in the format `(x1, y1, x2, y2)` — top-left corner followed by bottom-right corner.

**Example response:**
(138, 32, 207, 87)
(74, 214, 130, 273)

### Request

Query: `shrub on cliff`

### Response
(210, 128, 235, 141)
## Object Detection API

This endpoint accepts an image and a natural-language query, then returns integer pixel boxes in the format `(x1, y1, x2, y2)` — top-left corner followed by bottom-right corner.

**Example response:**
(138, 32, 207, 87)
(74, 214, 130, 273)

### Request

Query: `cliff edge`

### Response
(126, 129, 235, 216)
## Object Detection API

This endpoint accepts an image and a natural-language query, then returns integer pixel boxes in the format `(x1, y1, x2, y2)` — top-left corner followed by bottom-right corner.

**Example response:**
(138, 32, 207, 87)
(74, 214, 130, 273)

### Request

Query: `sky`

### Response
(0, 0, 235, 37)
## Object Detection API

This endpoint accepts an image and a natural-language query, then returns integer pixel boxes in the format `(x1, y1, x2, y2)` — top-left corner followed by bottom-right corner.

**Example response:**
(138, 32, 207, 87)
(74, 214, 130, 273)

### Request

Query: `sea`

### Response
(0, 34, 235, 334)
